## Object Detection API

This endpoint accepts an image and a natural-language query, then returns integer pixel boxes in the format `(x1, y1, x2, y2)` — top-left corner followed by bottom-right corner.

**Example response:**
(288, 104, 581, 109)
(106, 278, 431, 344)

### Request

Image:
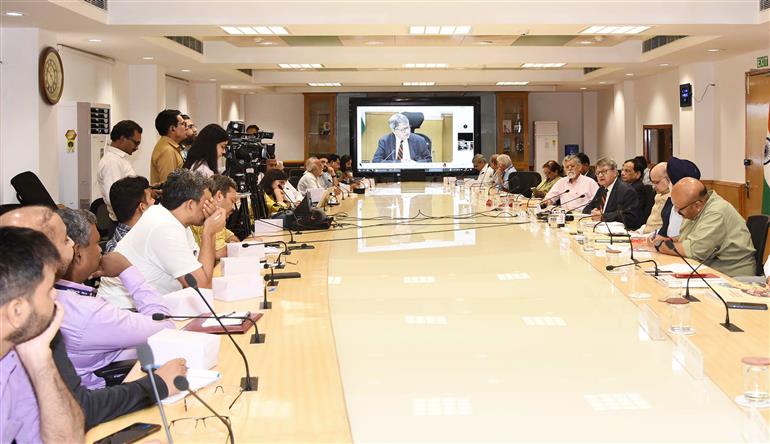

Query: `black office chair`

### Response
(288, 169, 304, 180)
(10, 171, 57, 208)
(402, 112, 432, 151)
(508, 171, 542, 196)
(289, 175, 301, 189)
(89, 198, 117, 240)
(94, 359, 137, 386)
(639, 184, 656, 223)
(746, 214, 770, 276)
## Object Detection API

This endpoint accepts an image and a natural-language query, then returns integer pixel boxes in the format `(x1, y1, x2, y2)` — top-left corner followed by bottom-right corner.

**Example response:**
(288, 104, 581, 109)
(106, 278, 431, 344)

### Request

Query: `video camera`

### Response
(225, 121, 275, 163)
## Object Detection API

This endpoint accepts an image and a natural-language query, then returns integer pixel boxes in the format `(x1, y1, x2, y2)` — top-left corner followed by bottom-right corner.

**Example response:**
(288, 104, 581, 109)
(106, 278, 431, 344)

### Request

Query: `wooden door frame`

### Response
(303, 93, 337, 159)
(642, 124, 673, 164)
(744, 68, 770, 216)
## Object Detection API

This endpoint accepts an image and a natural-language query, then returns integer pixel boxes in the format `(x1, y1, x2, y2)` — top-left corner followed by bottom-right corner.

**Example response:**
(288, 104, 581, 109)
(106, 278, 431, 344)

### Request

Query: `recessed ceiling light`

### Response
(142, 56, 154, 60)
(221, 26, 242, 35)
(579, 40, 594, 45)
(403, 63, 448, 69)
(221, 25, 288, 36)
(410, 25, 470, 35)
(581, 25, 650, 35)
(580, 87, 588, 90)
(496, 81, 529, 86)
(308, 82, 341, 87)
(269, 26, 288, 35)
(659, 63, 670, 67)
(4, 11, 24, 17)
(707, 48, 722, 52)
(521, 63, 566, 68)
(476, 40, 494, 45)
(403, 82, 436, 86)
(599, 81, 607, 84)
(88, 39, 102, 43)
(180, 69, 191, 73)
(258, 41, 275, 46)
(365, 41, 384, 46)
(625, 73, 634, 76)
(238, 26, 258, 35)
(208, 78, 216, 81)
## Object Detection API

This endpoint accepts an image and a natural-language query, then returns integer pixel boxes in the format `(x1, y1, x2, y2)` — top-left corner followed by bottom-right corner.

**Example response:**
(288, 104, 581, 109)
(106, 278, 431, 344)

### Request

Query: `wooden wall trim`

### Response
(702, 180, 746, 218)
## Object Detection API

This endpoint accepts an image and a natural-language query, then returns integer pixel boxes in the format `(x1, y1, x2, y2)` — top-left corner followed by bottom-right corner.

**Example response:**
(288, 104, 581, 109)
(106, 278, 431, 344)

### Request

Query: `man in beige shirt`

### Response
(657, 178, 756, 277)
(150, 109, 187, 184)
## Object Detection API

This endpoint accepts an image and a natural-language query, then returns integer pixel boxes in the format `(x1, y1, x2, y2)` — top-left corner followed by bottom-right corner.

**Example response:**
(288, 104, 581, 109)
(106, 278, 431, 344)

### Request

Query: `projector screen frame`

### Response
(348, 96, 482, 178)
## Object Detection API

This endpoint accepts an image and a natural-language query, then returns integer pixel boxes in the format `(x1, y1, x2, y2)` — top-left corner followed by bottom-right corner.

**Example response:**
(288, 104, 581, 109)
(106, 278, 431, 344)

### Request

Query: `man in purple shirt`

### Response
(0, 227, 85, 443)
(56, 208, 176, 389)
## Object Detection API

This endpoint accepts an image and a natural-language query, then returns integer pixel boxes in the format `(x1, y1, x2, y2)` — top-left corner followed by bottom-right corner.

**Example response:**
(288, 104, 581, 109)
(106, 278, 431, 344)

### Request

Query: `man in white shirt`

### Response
(97, 169, 225, 308)
(496, 154, 517, 191)
(472, 154, 495, 187)
(297, 157, 324, 195)
(97, 120, 142, 220)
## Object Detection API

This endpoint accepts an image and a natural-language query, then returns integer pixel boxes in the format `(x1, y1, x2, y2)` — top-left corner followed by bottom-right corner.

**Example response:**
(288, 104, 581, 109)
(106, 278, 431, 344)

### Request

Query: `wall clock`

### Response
(39, 46, 64, 105)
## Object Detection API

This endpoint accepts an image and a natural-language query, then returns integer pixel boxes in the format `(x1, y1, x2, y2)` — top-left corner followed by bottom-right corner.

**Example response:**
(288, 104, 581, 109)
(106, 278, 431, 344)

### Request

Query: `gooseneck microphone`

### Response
(538, 188, 571, 209)
(606, 259, 660, 276)
(184, 274, 259, 390)
(684, 246, 721, 302)
(614, 204, 635, 263)
(550, 193, 585, 213)
(174, 376, 234, 444)
(137, 344, 174, 444)
(151, 313, 264, 344)
(663, 240, 742, 332)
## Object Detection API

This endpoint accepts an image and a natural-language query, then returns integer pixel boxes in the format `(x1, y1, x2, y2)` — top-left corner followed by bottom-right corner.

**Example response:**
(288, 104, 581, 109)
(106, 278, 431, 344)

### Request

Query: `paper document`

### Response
(201, 311, 251, 328)
(162, 368, 220, 404)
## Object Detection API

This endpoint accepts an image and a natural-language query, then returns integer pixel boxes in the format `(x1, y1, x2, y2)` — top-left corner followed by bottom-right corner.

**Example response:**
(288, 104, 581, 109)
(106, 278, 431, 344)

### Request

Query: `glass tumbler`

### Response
(741, 356, 770, 404)
(666, 297, 694, 334)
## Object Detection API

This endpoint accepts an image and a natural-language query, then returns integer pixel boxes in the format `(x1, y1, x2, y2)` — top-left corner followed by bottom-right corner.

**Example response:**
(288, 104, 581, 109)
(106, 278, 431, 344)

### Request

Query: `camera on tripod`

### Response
(223, 121, 277, 239)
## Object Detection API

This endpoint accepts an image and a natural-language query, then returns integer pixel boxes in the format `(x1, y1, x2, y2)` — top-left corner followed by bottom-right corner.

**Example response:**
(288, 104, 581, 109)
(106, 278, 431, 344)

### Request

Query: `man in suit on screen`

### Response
(372, 113, 432, 163)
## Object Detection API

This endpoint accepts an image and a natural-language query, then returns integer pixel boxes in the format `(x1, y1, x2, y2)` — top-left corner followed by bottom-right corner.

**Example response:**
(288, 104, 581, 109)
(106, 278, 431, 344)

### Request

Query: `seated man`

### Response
(542, 155, 598, 212)
(105, 176, 155, 253)
(621, 157, 655, 223)
(0, 207, 186, 430)
(656, 178, 756, 277)
(472, 154, 496, 187)
(372, 113, 432, 163)
(319, 155, 336, 189)
(582, 157, 642, 229)
(191, 175, 240, 259)
(298, 157, 325, 195)
(98, 169, 226, 307)
(0, 227, 85, 443)
(642, 162, 670, 234)
(495, 154, 516, 191)
(56, 208, 175, 388)
(576, 152, 597, 181)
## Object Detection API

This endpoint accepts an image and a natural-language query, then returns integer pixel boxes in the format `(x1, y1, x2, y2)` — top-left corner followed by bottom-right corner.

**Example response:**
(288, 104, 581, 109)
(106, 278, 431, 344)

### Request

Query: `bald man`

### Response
(642, 162, 669, 234)
(656, 178, 756, 277)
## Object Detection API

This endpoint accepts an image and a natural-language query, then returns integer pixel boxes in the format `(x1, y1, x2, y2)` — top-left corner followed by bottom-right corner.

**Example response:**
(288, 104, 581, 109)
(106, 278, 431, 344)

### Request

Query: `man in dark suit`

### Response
(621, 157, 655, 223)
(372, 113, 432, 163)
(582, 157, 642, 229)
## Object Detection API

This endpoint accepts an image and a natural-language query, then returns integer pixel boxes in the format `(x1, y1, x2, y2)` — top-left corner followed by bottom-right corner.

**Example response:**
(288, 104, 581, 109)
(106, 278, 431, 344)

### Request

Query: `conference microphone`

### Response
(539, 188, 571, 209)
(254, 218, 314, 250)
(683, 246, 720, 302)
(184, 274, 259, 390)
(136, 344, 174, 444)
(606, 259, 660, 276)
(663, 240, 742, 332)
(151, 313, 264, 344)
(613, 204, 636, 263)
(173, 376, 234, 444)
(242, 240, 291, 255)
(549, 193, 585, 212)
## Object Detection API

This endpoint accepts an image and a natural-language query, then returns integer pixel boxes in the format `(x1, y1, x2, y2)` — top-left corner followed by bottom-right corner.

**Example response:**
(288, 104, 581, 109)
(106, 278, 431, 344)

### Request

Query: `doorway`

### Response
(643, 124, 673, 164)
(744, 69, 770, 216)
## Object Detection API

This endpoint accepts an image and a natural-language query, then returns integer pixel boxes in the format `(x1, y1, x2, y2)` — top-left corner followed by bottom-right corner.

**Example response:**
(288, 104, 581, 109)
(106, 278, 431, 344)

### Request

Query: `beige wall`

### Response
(244, 93, 305, 161)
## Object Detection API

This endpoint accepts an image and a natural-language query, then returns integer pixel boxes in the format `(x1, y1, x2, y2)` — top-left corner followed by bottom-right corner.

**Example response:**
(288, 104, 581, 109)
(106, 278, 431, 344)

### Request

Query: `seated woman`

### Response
(532, 160, 564, 198)
(183, 124, 229, 177)
(260, 169, 292, 216)
(339, 154, 354, 182)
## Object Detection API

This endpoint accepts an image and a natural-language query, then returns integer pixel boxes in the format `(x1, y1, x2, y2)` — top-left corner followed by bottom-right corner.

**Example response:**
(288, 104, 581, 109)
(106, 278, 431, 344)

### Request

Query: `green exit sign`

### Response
(759, 56, 769, 69)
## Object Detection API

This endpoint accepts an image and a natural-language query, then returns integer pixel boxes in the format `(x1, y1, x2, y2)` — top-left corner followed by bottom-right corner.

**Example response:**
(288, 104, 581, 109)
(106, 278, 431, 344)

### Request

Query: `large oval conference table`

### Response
(86, 183, 769, 443)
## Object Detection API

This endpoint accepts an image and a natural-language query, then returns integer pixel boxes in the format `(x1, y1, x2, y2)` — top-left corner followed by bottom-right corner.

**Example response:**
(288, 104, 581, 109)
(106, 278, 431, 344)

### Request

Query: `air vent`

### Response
(237, 69, 254, 77)
(90, 107, 110, 135)
(83, 0, 107, 10)
(165, 36, 203, 54)
(583, 67, 601, 75)
(761, 0, 769, 11)
(642, 35, 686, 53)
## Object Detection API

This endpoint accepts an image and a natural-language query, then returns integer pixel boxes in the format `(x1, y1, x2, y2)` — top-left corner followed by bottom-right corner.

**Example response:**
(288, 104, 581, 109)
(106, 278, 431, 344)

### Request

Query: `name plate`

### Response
(638, 305, 665, 340)
(673, 334, 704, 379)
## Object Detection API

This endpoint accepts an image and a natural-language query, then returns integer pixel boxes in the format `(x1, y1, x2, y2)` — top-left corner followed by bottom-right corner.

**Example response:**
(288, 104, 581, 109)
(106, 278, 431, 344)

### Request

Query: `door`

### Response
(643, 124, 673, 164)
(744, 70, 770, 216)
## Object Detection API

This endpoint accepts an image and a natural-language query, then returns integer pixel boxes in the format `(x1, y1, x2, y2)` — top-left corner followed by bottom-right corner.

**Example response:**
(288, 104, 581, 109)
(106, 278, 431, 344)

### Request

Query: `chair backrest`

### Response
(10, 171, 57, 208)
(508, 171, 542, 195)
(289, 175, 301, 189)
(89, 198, 116, 239)
(746, 214, 770, 276)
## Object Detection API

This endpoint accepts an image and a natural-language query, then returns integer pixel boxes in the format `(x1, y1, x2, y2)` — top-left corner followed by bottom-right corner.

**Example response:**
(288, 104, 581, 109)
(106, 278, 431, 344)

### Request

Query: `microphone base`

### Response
(264, 272, 302, 280)
(260, 300, 272, 310)
(289, 244, 315, 251)
(684, 294, 701, 302)
(721, 322, 743, 332)
(251, 333, 266, 344)
(241, 376, 259, 392)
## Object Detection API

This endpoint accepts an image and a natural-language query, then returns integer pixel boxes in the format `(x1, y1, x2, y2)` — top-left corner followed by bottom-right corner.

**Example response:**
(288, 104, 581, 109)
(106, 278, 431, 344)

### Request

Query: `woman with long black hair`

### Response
(183, 123, 229, 177)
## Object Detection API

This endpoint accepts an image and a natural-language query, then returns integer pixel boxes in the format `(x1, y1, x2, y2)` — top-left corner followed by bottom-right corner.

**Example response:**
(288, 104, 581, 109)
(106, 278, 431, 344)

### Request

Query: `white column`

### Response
(126, 64, 166, 180)
(190, 82, 221, 127)
(581, 91, 598, 163)
(678, 62, 716, 179)
(0, 28, 59, 204)
(621, 80, 636, 160)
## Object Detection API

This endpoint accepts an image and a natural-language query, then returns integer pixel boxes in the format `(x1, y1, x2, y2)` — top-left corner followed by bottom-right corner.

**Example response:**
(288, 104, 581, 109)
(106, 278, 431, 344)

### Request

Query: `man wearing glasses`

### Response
(150, 109, 188, 184)
(582, 157, 642, 229)
(98, 120, 143, 221)
(372, 113, 432, 163)
(655, 177, 756, 277)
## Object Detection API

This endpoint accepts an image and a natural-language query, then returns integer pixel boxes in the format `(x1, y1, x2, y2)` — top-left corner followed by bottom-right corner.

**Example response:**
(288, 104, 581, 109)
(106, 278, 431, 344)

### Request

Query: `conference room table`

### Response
(86, 182, 769, 443)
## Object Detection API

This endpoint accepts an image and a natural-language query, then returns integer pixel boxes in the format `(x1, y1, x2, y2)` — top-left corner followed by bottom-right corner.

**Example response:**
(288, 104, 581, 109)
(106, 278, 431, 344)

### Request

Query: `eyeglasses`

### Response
(595, 168, 612, 176)
(183, 384, 244, 414)
(393, 126, 410, 133)
(170, 415, 231, 436)
(129, 138, 141, 146)
(676, 199, 701, 216)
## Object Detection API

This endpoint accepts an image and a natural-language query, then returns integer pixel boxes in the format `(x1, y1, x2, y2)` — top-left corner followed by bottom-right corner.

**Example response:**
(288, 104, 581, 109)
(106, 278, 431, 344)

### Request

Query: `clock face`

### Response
(39, 47, 64, 105)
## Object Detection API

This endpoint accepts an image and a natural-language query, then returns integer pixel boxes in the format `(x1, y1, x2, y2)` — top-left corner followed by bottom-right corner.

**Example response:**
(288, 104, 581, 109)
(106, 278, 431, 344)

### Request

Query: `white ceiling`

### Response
(1, 0, 768, 93)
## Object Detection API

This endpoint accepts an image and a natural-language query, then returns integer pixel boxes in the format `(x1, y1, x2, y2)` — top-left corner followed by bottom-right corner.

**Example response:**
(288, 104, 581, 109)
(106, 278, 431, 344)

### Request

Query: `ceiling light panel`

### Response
(222, 26, 289, 36)
(308, 82, 341, 87)
(496, 82, 529, 86)
(410, 25, 471, 35)
(403, 63, 448, 68)
(403, 82, 436, 86)
(521, 63, 566, 68)
(581, 25, 650, 35)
